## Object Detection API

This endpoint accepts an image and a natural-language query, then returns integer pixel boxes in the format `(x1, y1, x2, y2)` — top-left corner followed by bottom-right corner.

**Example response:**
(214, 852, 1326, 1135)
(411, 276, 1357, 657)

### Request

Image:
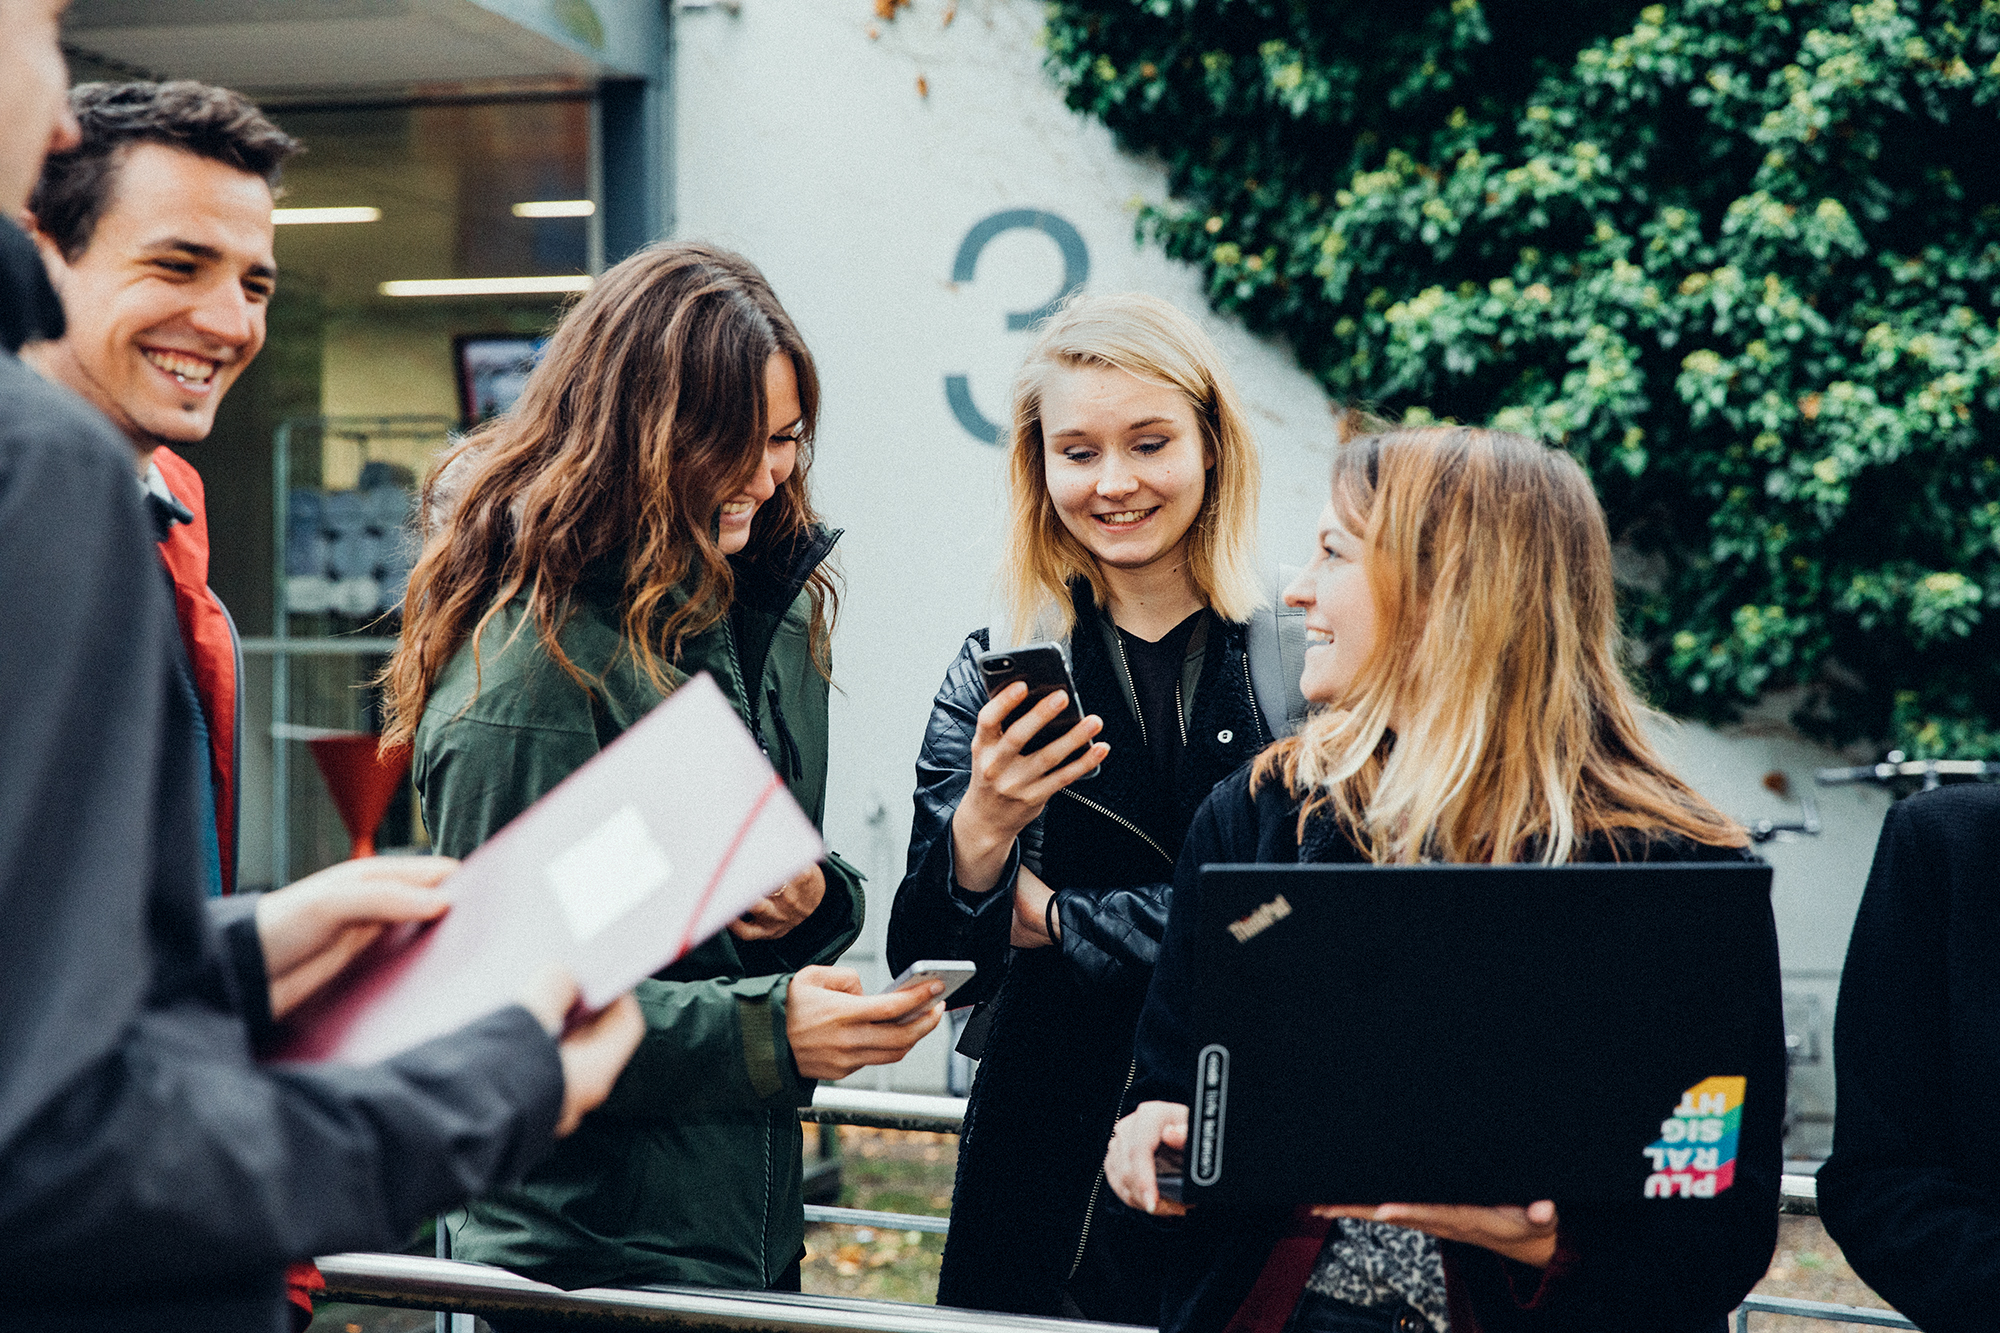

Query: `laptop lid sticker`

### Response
(1191, 1043, 1230, 1186)
(1643, 1076, 1745, 1198)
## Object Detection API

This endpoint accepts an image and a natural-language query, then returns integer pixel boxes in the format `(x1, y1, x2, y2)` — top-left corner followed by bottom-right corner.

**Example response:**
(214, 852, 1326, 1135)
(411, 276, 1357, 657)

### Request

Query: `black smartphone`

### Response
(975, 641, 1097, 775)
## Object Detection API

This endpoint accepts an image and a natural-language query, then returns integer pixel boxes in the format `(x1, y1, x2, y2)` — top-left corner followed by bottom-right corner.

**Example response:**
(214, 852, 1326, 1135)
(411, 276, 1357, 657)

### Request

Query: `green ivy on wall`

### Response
(1046, 0, 2000, 757)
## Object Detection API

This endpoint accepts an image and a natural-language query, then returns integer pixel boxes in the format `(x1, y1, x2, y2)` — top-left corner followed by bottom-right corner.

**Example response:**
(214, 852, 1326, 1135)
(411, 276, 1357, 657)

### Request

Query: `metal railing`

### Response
(323, 1252, 1145, 1332)
(328, 1089, 1909, 1331)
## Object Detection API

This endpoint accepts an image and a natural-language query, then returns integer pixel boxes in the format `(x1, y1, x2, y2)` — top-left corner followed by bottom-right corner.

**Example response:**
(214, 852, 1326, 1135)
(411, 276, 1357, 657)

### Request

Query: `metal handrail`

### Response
(1735, 1295, 1916, 1329)
(803, 1088, 966, 1134)
(804, 1205, 949, 1235)
(320, 1252, 1917, 1332)
(318, 1253, 1145, 1331)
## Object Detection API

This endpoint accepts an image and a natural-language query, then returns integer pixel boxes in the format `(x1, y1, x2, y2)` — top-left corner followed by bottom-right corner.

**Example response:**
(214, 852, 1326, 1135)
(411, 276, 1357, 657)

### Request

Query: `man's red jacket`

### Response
(150, 447, 239, 893)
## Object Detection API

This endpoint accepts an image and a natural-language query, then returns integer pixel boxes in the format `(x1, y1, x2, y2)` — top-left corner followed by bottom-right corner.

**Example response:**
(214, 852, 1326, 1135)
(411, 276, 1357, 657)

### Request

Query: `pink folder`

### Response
(275, 672, 826, 1064)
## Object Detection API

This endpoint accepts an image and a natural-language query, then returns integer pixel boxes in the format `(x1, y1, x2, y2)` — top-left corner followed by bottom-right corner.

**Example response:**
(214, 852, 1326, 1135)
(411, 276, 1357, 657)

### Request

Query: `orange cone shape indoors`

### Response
(306, 733, 413, 859)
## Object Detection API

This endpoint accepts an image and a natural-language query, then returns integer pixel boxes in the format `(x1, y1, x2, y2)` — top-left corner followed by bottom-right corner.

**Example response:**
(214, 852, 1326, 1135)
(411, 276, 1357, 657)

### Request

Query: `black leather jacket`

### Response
(888, 585, 1273, 1322)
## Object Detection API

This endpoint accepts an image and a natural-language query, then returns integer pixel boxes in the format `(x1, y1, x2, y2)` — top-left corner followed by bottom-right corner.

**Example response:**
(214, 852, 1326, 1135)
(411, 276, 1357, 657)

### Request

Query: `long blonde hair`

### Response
(380, 242, 834, 749)
(1255, 425, 1744, 863)
(999, 292, 1263, 641)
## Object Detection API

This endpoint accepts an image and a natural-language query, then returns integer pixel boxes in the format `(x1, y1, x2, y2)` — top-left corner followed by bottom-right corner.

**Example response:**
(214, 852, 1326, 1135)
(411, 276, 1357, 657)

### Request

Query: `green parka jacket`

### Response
(417, 529, 863, 1292)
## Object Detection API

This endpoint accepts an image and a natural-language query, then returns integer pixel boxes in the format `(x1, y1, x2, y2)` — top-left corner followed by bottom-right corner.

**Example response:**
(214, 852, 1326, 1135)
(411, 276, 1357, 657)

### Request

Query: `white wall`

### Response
(674, 0, 1337, 1087)
(672, 0, 1886, 1116)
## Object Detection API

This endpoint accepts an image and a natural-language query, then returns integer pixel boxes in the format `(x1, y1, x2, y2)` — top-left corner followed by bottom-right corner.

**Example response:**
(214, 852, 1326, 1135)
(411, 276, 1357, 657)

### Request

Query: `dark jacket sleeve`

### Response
(886, 634, 1019, 1004)
(1054, 879, 1173, 996)
(1817, 787, 2000, 1333)
(0, 376, 563, 1296)
(0, 1004, 562, 1293)
(891, 632, 1182, 1004)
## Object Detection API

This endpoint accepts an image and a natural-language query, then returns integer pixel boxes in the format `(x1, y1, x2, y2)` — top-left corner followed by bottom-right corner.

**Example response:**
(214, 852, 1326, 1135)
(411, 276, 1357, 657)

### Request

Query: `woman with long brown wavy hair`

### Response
(381, 241, 941, 1304)
(1103, 426, 1777, 1333)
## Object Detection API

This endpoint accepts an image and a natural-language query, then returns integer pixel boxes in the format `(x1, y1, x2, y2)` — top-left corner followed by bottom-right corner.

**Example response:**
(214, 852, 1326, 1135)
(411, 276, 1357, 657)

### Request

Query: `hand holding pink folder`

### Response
(276, 672, 826, 1064)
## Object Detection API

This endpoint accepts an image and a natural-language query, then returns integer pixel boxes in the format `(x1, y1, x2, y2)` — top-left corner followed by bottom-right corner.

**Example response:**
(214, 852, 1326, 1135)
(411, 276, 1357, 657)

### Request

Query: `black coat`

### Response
(0, 219, 564, 1333)
(1132, 766, 1779, 1333)
(889, 587, 1273, 1322)
(1818, 784, 2000, 1333)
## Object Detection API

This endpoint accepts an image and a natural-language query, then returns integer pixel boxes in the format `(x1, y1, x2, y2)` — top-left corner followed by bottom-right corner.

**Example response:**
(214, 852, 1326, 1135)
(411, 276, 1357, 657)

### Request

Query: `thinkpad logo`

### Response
(1226, 895, 1292, 944)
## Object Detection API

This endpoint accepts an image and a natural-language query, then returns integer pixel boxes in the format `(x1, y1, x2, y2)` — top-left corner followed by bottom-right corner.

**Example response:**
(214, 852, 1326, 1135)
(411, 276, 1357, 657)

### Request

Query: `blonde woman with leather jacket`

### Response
(889, 292, 1277, 1324)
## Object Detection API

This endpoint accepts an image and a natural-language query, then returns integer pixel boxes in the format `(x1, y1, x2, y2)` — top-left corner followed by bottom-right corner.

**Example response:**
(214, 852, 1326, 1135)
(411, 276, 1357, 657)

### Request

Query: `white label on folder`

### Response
(547, 804, 673, 943)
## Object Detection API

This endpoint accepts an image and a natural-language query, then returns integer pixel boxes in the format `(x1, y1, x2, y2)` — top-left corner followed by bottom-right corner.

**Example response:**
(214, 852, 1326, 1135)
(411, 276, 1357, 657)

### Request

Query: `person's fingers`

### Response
(265, 924, 383, 1018)
(1159, 1117, 1187, 1148)
(519, 965, 581, 1036)
(795, 964, 865, 995)
(885, 999, 944, 1042)
(348, 853, 460, 888)
(1000, 689, 1075, 752)
(973, 683, 1029, 743)
(871, 980, 946, 1022)
(1525, 1199, 1556, 1226)
(1026, 713, 1104, 774)
(553, 993, 643, 1137)
(317, 880, 456, 925)
(1025, 736, 1109, 799)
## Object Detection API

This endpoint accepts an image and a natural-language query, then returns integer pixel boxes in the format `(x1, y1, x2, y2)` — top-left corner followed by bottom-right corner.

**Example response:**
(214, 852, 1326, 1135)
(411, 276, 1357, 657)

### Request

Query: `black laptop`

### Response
(1181, 862, 1781, 1207)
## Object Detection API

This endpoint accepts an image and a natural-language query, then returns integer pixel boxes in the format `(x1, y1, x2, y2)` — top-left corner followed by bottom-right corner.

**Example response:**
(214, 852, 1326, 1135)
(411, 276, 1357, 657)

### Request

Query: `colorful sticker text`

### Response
(1642, 1076, 1744, 1199)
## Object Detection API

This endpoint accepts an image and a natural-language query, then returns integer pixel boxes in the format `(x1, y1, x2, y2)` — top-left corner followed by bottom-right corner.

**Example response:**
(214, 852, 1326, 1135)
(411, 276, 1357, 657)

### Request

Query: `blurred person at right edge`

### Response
(1104, 425, 1782, 1333)
(1816, 783, 2000, 1333)
(380, 241, 942, 1320)
(889, 292, 1301, 1323)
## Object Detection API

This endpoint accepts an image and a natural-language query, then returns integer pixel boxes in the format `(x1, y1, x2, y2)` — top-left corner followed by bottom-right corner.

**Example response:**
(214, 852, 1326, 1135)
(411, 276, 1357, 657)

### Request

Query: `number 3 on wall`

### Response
(945, 209, 1090, 445)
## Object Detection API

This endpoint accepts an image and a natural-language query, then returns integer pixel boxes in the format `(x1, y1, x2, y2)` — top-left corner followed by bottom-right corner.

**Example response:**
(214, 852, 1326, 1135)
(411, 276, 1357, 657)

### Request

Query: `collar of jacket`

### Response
(0, 216, 64, 353)
(1066, 577, 1238, 735)
(574, 523, 840, 615)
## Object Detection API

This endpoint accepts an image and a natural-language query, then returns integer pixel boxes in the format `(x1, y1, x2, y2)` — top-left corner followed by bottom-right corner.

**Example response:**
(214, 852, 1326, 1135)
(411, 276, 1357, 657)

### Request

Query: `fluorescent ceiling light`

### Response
(512, 199, 596, 218)
(273, 206, 381, 225)
(379, 275, 594, 297)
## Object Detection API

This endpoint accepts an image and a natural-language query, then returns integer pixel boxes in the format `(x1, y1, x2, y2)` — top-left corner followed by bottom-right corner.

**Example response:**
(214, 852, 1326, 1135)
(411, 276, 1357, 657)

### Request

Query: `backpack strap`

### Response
(1246, 564, 1309, 740)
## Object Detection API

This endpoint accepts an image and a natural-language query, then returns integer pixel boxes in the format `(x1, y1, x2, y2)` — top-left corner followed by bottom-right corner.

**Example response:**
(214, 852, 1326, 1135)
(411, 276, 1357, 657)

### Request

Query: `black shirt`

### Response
(1116, 610, 1204, 785)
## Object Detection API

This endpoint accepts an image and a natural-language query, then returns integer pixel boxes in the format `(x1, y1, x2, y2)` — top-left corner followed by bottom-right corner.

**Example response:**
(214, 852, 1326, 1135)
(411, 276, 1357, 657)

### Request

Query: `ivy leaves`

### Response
(1047, 0, 2000, 756)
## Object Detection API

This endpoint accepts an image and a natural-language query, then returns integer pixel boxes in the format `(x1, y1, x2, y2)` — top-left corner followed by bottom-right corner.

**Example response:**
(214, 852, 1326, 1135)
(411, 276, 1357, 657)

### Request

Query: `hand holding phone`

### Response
(976, 642, 1099, 774)
(878, 959, 977, 1023)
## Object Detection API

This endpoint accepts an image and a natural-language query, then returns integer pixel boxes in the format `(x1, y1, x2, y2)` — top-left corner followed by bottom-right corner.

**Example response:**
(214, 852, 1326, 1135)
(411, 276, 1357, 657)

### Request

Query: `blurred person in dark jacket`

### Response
(1817, 783, 2000, 1333)
(0, 11, 642, 1330)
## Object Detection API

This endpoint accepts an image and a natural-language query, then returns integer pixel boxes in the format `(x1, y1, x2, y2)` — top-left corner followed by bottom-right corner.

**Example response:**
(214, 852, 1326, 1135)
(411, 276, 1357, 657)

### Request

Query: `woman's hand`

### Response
(254, 856, 458, 1019)
(1105, 1100, 1189, 1217)
(1010, 868, 1061, 948)
(785, 965, 944, 1080)
(729, 863, 826, 942)
(1310, 1201, 1559, 1268)
(950, 683, 1108, 895)
(518, 968, 645, 1138)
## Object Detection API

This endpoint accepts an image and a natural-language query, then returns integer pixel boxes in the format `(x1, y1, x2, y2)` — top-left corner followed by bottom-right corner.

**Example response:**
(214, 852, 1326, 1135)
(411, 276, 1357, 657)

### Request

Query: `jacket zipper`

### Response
(762, 1111, 777, 1287)
(1067, 1054, 1141, 1281)
(1174, 679, 1187, 749)
(767, 688, 804, 780)
(1107, 630, 1148, 751)
(1057, 788, 1175, 869)
(1241, 648, 1268, 746)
